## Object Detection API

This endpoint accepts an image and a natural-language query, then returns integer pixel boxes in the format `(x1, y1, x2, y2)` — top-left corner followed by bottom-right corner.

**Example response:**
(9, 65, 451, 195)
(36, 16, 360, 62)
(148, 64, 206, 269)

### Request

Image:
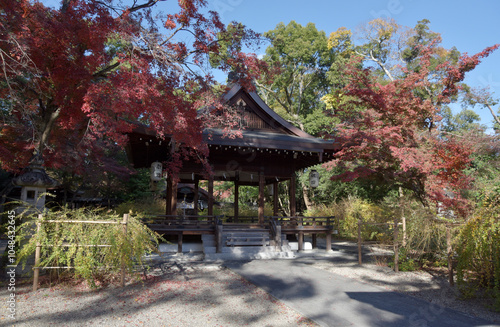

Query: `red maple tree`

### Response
(327, 44, 499, 215)
(0, 0, 263, 174)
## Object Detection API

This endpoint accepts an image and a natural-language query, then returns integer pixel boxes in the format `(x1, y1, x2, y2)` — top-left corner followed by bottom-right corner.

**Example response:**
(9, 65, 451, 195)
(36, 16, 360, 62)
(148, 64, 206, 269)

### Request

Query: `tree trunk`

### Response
(302, 183, 313, 212)
(39, 105, 61, 156)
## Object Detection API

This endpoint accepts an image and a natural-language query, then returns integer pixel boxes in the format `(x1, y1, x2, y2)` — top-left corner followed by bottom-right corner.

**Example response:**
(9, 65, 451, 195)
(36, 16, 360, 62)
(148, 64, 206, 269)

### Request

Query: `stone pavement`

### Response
(225, 259, 499, 327)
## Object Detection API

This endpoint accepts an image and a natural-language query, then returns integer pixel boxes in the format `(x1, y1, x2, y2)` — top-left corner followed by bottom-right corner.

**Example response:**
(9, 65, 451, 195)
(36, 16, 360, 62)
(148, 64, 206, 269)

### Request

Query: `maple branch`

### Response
(369, 49, 395, 82)
(484, 102, 500, 126)
(126, 0, 163, 14)
(39, 106, 61, 155)
(92, 62, 120, 79)
(160, 25, 187, 46)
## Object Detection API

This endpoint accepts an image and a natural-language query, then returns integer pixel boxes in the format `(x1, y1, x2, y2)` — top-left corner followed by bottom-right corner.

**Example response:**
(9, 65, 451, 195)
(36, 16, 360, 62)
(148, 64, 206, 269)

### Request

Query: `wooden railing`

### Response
(223, 216, 270, 224)
(142, 215, 223, 228)
(141, 214, 335, 253)
(266, 216, 334, 229)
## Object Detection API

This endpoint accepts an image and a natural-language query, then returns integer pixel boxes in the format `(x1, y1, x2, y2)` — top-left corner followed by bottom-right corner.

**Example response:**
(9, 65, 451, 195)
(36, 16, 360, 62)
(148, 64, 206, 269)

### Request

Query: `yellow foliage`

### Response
(305, 197, 396, 240)
(328, 27, 352, 50)
(321, 93, 342, 109)
(367, 18, 398, 41)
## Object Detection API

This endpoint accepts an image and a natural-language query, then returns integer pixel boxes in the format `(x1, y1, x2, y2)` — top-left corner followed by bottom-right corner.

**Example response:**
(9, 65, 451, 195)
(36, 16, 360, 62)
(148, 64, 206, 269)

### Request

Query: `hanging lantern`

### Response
(150, 161, 163, 181)
(309, 169, 320, 189)
(267, 184, 274, 196)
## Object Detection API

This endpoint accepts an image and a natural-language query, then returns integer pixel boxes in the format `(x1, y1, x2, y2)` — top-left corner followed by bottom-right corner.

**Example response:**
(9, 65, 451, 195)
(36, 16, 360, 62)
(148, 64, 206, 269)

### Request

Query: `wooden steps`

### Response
(223, 227, 270, 247)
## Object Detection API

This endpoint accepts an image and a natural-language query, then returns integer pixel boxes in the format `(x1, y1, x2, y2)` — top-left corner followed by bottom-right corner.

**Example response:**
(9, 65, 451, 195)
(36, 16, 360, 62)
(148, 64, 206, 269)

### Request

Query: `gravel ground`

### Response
(1, 262, 316, 327)
(1, 242, 499, 326)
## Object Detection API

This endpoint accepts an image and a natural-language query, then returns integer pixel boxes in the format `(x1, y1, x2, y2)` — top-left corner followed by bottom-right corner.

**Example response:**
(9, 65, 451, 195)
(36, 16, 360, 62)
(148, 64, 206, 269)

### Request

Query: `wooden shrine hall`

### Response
(126, 82, 340, 252)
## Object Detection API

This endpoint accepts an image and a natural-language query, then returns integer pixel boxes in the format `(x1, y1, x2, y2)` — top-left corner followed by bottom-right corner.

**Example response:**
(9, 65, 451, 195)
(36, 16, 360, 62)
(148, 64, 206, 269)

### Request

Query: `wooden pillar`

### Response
(312, 234, 317, 249)
(258, 173, 265, 225)
(166, 176, 172, 215)
(208, 175, 214, 216)
(289, 174, 296, 217)
(193, 177, 199, 213)
(273, 181, 279, 216)
(177, 233, 183, 254)
(326, 231, 332, 252)
(298, 232, 303, 251)
(171, 179, 178, 216)
(234, 180, 239, 223)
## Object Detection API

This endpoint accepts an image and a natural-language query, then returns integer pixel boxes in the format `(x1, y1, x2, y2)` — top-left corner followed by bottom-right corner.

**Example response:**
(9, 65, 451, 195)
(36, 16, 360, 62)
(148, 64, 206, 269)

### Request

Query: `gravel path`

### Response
(1, 243, 499, 326)
(1, 262, 316, 327)
(300, 258, 500, 325)
(303, 239, 500, 325)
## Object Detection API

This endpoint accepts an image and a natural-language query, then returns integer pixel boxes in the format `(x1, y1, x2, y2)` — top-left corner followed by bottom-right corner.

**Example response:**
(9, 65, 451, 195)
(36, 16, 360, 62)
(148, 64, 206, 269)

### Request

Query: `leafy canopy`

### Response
(0, 0, 262, 174)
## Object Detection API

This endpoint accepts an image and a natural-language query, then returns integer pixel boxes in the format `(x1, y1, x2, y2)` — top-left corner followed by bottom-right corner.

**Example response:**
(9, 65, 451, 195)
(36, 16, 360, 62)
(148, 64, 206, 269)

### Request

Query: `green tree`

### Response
(256, 21, 336, 129)
(440, 107, 482, 133)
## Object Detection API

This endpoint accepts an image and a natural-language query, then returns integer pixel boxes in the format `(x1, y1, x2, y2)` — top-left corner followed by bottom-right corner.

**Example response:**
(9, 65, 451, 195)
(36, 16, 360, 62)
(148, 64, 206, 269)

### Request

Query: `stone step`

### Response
(203, 246, 216, 254)
(226, 241, 270, 247)
(204, 250, 295, 261)
(223, 230, 268, 235)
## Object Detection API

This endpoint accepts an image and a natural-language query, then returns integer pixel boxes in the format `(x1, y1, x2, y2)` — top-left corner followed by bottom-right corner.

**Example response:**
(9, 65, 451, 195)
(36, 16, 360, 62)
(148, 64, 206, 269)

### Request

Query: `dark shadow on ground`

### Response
(3, 261, 313, 327)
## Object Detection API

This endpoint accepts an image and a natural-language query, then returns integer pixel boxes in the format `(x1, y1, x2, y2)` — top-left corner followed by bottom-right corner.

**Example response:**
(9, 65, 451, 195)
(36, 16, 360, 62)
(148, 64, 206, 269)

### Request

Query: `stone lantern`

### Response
(12, 155, 59, 212)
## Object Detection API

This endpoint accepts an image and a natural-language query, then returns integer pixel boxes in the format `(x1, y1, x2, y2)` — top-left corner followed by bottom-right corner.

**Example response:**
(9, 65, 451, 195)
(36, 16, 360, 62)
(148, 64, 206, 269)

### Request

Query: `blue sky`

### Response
(40, 0, 500, 130)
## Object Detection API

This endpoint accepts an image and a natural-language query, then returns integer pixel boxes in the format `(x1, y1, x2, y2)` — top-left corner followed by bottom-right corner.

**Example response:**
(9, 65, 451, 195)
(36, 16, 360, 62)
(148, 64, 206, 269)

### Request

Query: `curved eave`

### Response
(204, 129, 339, 153)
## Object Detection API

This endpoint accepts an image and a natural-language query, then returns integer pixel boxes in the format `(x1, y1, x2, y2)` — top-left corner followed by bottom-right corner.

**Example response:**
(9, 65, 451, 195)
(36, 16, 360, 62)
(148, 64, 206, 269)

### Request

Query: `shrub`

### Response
(455, 194, 500, 310)
(305, 197, 396, 241)
(16, 206, 162, 288)
(115, 196, 166, 216)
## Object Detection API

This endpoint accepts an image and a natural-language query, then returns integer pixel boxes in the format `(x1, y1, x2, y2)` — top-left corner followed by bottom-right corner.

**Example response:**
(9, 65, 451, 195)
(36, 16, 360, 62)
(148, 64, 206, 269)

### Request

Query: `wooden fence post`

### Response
(357, 219, 362, 265)
(275, 223, 282, 251)
(402, 216, 407, 247)
(326, 216, 333, 252)
(216, 223, 223, 253)
(447, 224, 454, 286)
(33, 214, 42, 292)
(177, 233, 183, 254)
(120, 214, 128, 288)
(394, 219, 399, 273)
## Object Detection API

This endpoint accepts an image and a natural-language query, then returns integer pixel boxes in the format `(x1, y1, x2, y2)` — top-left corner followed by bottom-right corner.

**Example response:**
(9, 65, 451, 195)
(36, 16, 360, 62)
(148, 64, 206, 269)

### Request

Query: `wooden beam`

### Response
(258, 173, 265, 225)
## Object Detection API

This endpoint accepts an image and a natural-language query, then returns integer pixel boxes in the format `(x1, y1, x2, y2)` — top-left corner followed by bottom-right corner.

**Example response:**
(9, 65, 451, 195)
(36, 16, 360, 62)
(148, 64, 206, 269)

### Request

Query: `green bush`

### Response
(390, 248, 418, 271)
(16, 206, 162, 288)
(305, 197, 396, 241)
(455, 194, 500, 311)
(115, 196, 166, 216)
